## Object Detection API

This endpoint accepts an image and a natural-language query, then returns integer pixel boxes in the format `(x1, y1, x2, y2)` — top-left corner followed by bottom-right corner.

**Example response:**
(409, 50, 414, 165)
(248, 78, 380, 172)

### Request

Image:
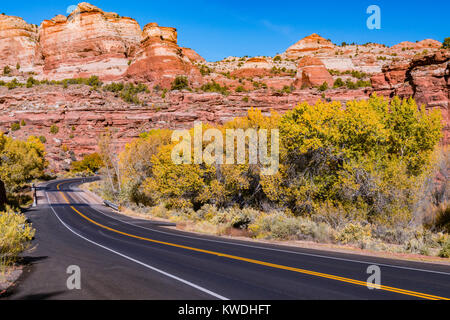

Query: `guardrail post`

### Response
(32, 183, 37, 207)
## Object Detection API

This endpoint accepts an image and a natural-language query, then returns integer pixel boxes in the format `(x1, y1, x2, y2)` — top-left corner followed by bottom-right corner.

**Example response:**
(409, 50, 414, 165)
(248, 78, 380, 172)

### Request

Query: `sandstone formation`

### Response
(371, 50, 450, 143)
(39, 3, 142, 80)
(0, 14, 40, 73)
(181, 47, 205, 63)
(293, 57, 334, 88)
(391, 39, 443, 51)
(125, 22, 202, 87)
(284, 33, 335, 60)
(231, 57, 272, 78)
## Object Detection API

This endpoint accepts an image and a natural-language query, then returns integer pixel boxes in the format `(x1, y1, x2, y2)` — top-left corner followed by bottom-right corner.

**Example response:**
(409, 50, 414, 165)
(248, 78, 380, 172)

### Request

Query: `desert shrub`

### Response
(103, 82, 124, 93)
(103, 82, 148, 104)
(3, 65, 11, 75)
(443, 37, 450, 49)
(11, 123, 21, 131)
(6, 78, 21, 90)
(273, 56, 282, 62)
(235, 86, 246, 93)
(336, 223, 371, 244)
(26, 77, 39, 88)
(200, 81, 229, 95)
(318, 82, 329, 92)
(281, 85, 292, 94)
(50, 125, 59, 134)
(249, 212, 334, 242)
(439, 239, 450, 258)
(333, 78, 345, 88)
(199, 65, 212, 76)
(171, 76, 190, 91)
(0, 207, 35, 267)
(434, 204, 450, 233)
(38, 136, 47, 144)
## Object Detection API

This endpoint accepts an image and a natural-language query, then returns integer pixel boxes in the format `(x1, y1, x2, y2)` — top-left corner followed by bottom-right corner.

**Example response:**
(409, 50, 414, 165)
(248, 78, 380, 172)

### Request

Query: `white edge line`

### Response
(67, 181, 450, 277)
(44, 190, 229, 301)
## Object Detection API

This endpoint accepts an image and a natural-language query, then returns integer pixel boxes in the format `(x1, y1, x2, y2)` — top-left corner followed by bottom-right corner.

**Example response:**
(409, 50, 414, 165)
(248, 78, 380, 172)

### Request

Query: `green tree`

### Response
(0, 135, 47, 203)
(71, 153, 104, 174)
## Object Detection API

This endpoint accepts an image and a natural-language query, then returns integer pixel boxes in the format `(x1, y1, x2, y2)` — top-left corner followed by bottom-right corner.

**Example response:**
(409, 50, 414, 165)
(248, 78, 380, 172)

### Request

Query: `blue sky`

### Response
(3, 1, 449, 61)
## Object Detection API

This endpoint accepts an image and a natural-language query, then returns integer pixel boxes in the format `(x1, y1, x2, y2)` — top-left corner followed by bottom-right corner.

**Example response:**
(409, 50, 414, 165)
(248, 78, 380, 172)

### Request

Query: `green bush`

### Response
(200, 81, 229, 95)
(333, 78, 345, 88)
(39, 136, 47, 144)
(11, 123, 21, 131)
(3, 65, 11, 75)
(171, 76, 190, 91)
(199, 65, 212, 76)
(443, 37, 450, 49)
(71, 153, 104, 174)
(6, 79, 21, 90)
(235, 86, 246, 93)
(318, 82, 329, 92)
(50, 125, 59, 134)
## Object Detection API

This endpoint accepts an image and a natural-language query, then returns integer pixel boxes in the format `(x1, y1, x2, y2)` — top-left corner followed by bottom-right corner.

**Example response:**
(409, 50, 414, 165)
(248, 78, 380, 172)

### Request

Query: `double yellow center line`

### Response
(56, 183, 449, 300)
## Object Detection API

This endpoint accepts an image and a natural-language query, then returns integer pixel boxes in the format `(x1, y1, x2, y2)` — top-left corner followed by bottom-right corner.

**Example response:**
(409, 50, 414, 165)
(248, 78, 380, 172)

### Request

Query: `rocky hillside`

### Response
(0, 2, 448, 172)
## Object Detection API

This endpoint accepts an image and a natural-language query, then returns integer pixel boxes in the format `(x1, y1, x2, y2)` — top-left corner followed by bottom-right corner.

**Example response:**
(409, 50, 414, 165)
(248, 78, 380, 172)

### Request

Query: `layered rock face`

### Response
(181, 47, 206, 63)
(391, 39, 443, 51)
(293, 57, 334, 88)
(39, 3, 142, 80)
(284, 34, 335, 59)
(125, 22, 202, 87)
(0, 3, 204, 84)
(371, 50, 450, 143)
(231, 57, 272, 78)
(0, 14, 40, 73)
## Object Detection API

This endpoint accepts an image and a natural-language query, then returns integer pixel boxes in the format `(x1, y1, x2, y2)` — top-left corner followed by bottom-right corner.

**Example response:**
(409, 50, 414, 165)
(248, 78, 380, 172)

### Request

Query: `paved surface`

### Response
(4, 178, 450, 300)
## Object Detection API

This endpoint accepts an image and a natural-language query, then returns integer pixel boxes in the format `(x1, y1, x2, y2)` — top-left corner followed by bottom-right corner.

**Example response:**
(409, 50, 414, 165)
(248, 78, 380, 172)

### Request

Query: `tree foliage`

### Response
(103, 95, 442, 228)
(0, 134, 47, 193)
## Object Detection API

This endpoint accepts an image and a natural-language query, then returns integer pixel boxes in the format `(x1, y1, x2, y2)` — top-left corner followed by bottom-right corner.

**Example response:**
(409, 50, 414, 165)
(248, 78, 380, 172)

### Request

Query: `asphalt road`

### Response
(4, 178, 450, 300)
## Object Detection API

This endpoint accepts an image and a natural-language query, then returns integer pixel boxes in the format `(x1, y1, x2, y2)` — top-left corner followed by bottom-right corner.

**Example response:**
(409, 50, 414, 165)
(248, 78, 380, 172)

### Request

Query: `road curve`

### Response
(5, 178, 450, 300)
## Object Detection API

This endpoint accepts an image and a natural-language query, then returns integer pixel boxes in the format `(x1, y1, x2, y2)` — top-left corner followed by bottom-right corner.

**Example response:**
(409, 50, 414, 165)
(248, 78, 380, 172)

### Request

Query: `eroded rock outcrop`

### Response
(284, 33, 335, 60)
(125, 22, 202, 88)
(0, 14, 40, 73)
(371, 50, 450, 143)
(39, 3, 142, 80)
(293, 57, 334, 88)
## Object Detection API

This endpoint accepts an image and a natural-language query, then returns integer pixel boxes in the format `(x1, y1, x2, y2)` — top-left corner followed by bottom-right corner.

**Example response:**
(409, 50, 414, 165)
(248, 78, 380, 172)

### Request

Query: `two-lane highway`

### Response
(6, 178, 450, 300)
